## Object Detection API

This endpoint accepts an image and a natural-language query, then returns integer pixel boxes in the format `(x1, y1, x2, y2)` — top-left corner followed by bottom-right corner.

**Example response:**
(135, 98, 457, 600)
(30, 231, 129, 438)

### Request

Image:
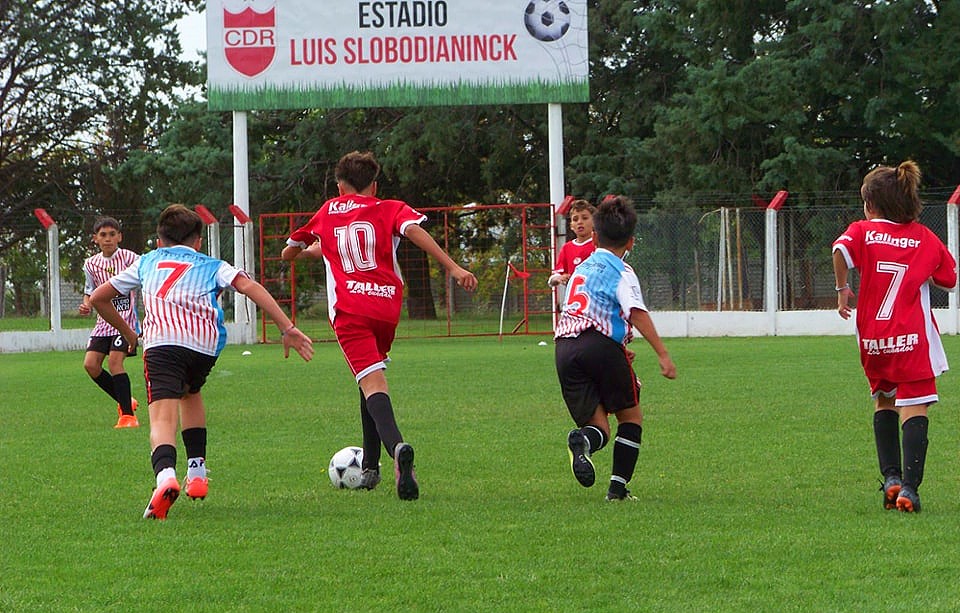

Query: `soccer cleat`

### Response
(567, 429, 595, 487)
(881, 476, 902, 510)
(143, 477, 181, 520)
(184, 476, 209, 500)
(606, 489, 638, 502)
(116, 397, 139, 418)
(895, 485, 921, 513)
(114, 414, 139, 428)
(359, 468, 381, 491)
(394, 443, 419, 501)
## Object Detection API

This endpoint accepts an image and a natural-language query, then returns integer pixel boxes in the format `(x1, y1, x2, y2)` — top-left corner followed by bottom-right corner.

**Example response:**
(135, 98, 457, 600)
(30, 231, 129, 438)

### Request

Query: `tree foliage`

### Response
(0, 0, 202, 254)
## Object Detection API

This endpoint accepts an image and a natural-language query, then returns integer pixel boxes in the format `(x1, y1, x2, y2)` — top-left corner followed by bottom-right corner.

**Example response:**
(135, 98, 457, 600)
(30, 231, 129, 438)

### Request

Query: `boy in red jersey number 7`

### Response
(832, 161, 957, 513)
(282, 151, 477, 501)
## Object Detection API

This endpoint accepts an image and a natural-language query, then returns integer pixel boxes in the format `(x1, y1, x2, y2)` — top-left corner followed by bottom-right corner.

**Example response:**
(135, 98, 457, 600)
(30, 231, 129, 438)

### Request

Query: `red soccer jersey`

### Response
(833, 218, 957, 382)
(552, 237, 595, 276)
(287, 194, 426, 324)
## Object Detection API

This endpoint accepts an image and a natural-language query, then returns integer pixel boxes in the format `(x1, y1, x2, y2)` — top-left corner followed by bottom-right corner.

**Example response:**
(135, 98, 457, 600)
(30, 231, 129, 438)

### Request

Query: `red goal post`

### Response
(257, 202, 558, 342)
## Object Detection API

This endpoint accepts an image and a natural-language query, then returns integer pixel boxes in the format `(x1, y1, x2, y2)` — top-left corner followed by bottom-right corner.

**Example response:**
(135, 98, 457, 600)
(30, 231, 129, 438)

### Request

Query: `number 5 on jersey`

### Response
(565, 274, 589, 316)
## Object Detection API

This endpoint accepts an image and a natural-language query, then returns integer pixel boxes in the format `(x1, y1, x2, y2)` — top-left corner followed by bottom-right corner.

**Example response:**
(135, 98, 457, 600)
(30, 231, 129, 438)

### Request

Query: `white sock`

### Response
(156, 467, 176, 487)
(187, 457, 206, 480)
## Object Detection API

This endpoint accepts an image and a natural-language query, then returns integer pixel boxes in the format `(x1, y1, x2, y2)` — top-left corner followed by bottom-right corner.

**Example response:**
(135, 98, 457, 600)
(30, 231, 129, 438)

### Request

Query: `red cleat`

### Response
(184, 476, 209, 500)
(143, 477, 181, 520)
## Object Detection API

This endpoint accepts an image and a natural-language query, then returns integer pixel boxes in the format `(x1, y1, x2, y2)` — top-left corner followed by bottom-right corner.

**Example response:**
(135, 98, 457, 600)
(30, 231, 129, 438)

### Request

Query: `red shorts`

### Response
(333, 311, 397, 382)
(869, 377, 939, 407)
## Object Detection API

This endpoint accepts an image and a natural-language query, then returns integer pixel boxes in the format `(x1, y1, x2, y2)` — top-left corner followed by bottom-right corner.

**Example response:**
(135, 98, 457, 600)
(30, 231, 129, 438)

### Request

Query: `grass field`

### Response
(3, 335, 960, 611)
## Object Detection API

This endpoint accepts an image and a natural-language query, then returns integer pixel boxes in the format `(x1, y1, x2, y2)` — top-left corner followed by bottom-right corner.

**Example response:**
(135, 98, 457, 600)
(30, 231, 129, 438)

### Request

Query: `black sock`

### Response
(151, 444, 177, 476)
(365, 392, 403, 458)
(901, 415, 929, 490)
(182, 427, 207, 460)
(873, 409, 901, 479)
(359, 390, 382, 471)
(113, 372, 134, 415)
(92, 370, 117, 401)
(582, 425, 607, 454)
(610, 423, 642, 494)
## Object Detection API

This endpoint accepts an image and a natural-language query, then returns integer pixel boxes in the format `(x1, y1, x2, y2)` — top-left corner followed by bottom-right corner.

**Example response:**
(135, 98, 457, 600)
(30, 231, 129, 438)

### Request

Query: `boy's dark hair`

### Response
(593, 196, 637, 249)
(157, 204, 203, 246)
(861, 160, 923, 223)
(568, 199, 596, 216)
(93, 216, 121, 233)
(335, 151, 380, 193)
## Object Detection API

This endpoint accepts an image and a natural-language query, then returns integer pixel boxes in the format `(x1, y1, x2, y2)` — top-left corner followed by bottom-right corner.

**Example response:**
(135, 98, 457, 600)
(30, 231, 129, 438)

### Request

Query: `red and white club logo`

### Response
(223, 0, 276, 78)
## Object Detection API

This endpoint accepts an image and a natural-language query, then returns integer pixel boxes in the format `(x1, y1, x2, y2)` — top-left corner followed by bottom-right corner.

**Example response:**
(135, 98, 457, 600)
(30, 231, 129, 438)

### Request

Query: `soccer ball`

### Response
(523, 0, 572, 42)
(328, 446, 364, 489)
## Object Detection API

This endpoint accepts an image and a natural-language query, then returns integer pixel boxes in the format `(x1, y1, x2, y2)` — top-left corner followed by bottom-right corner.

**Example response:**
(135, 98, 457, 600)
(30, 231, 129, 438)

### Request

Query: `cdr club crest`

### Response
(223, 0, 277, 78)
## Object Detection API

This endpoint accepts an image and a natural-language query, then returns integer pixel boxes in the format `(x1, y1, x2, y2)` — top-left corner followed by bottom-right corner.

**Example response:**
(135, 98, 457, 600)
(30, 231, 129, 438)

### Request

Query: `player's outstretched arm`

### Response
(89, 282, 139, 349)
(629, 308, 676, 380)
(233, 275, 314, 362)
(404, 225, 478, 291)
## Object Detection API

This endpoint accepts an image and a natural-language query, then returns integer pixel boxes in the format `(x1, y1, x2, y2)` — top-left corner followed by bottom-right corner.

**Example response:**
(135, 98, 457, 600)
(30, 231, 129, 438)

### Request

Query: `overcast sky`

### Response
(177, 9, 206, 62)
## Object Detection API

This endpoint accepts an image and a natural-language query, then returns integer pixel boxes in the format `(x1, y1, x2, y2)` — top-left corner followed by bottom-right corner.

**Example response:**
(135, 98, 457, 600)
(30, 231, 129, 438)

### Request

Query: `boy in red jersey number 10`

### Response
(282, 151, 477, 501)
(832, 161, 957, 513)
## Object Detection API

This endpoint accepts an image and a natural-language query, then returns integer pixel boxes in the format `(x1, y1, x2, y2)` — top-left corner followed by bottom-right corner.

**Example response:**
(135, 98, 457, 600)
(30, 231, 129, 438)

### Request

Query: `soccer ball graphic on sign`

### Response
(328, 446, 364, 489)
(524, 0, 572, 42)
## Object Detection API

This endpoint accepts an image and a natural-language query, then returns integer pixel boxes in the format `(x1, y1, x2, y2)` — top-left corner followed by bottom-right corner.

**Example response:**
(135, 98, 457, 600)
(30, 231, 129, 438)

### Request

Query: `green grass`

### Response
(208, 77, 589, 111)
(3, 335, 960, 611)
(0, 315, 92, 332)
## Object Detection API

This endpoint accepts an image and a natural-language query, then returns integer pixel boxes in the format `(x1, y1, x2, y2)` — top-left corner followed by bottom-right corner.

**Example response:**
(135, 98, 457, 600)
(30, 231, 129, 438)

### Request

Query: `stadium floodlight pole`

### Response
(947, 185, 960, 332)
(33, 208, 61, 333)
(232, 110, 256, 344)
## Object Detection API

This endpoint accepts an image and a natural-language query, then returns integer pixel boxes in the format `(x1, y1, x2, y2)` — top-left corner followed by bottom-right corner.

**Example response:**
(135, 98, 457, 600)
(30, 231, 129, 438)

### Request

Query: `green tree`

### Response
(0, 0, 202, 259)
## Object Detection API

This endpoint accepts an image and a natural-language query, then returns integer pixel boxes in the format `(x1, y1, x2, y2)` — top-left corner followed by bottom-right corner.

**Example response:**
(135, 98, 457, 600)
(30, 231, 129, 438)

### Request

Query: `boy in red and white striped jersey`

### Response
(79, 217, 141, 428)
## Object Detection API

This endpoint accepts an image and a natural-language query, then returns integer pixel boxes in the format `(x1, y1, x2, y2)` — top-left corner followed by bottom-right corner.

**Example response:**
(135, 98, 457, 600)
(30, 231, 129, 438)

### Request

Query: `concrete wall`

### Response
(0, 322, 250, 353)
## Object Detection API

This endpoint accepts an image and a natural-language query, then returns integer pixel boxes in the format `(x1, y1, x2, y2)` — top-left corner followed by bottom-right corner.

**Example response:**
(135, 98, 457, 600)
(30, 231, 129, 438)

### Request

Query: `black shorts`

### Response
(143, 346, 218, 402)
(555, 328, 639, 426)
(87, 334, 137, 357)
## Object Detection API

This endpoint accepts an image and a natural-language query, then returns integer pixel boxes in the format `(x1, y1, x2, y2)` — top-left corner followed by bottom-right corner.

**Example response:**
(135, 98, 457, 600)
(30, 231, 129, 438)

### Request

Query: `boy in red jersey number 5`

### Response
(282, 151, 478, 501)
(832, 161, 957, 513)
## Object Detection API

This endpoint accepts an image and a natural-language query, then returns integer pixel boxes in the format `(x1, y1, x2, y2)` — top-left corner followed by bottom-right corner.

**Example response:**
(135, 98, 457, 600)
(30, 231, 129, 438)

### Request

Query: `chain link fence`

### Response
(3, 191, 957, 336)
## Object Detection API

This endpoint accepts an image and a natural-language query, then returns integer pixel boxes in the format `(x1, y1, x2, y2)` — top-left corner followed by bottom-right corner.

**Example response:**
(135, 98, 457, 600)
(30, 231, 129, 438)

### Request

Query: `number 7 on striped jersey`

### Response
(156, 261, 192, 299)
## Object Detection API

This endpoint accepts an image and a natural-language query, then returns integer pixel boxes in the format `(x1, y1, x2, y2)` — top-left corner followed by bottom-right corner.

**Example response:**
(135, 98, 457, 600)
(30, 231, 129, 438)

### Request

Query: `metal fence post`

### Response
(33, 209, 61, 332)
(765, 191, 788, 334)
(947, 186, 960, 333)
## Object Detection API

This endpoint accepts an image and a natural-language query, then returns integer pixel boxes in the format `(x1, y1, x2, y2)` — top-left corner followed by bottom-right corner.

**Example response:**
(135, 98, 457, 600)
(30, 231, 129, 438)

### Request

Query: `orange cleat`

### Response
(114, 414, 139, 429)
(116, 397, 139, 417)
(184, 476, 209, 500)
(143, 477, 181, 520)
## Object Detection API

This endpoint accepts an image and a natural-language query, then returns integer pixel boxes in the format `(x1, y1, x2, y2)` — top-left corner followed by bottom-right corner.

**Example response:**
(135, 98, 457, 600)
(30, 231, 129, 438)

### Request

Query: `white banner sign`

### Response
(206, 0, 589, 110)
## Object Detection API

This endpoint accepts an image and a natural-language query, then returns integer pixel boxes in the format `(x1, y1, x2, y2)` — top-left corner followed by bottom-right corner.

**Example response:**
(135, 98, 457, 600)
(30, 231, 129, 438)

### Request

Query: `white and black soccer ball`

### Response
(328, 446, 364, 489)
(523, 0, 572, 42)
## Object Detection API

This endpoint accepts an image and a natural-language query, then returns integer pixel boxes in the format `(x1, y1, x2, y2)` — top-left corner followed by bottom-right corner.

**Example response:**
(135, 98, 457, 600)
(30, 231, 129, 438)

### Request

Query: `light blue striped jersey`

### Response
(554, 248, 647, 345)
(109, 246, 245, 356)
